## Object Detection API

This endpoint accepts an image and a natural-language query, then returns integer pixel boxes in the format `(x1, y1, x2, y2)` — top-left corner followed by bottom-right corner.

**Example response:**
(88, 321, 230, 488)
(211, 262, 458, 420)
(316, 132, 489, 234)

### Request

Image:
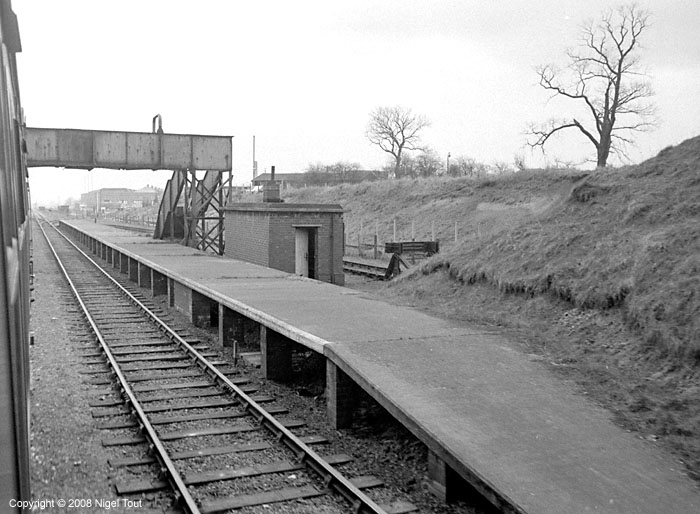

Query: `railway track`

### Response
(37, 219, 416, 514)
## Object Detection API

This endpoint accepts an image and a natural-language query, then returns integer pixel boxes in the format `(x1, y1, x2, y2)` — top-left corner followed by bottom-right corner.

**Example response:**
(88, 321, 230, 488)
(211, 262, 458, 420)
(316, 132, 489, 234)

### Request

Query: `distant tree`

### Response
(327, 161, 362, 179)
(547, 156, 581, 169)
(527, 4, 655, 167)
(492, 161, 514, 175)
(448, 156, 487, 177)
(385, 149, 442, 179)
(384, 154, 416, 179)
(366, 106, 430, 178)
(447, 162, 460, 177)
(304, 161, 365, 185)
(303, 163, 327, 185)
(305, 162, 326, 174)
(414, 148, 442, 177)
(306, 161, 361, 177)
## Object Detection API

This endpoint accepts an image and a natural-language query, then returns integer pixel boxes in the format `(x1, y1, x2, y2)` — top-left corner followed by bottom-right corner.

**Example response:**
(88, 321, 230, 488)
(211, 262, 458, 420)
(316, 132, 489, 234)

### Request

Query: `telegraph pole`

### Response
(252, 135, 257, 180)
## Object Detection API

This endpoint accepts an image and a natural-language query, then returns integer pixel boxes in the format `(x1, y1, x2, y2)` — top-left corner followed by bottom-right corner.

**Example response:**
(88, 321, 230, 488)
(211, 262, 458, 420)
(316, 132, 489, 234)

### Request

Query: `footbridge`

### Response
(25, 123, 233, 253)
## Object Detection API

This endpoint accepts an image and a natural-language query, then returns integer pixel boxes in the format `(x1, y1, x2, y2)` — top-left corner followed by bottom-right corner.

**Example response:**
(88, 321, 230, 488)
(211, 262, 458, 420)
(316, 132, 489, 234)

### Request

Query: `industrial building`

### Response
(80, 186, 162, 211)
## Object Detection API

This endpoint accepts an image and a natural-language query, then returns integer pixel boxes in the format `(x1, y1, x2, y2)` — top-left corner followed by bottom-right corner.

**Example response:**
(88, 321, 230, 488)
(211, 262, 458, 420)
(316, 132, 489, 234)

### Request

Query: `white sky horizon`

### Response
(13, 0, 700, 205)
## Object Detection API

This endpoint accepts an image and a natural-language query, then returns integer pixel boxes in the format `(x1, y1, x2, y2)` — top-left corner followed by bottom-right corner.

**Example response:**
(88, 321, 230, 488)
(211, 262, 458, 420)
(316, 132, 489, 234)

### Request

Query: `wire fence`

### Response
(103, 213, 157, 227)
(344, 218, 470, 262)
(343, 218, 471, 260)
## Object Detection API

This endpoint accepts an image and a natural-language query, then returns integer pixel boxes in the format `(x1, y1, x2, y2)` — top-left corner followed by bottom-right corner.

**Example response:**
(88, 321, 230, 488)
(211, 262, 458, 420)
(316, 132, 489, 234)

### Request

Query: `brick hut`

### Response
(223, 172, 344, 285)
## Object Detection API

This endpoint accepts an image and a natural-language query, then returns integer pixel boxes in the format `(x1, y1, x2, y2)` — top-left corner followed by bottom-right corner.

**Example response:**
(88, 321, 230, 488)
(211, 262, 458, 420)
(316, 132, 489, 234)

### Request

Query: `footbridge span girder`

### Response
(25, 127, 231, 171)
(25, 126, 233, 254)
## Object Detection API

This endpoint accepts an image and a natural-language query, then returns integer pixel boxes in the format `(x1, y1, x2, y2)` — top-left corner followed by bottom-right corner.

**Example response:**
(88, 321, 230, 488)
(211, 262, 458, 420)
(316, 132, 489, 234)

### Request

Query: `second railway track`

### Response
(38, 218, 417, 514)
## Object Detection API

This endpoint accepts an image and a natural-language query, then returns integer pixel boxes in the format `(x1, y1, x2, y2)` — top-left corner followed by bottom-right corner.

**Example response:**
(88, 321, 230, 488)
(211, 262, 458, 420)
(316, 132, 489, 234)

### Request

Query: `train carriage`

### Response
(0, 0, 32, 507)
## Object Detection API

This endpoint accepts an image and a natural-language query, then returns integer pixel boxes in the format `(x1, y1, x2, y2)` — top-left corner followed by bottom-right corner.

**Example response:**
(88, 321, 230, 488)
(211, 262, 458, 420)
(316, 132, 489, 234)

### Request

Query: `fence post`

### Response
(358, 220, 364, 257)
(411, 220, 415, 241)
(393, 219, 397, 242)
(374, 219, 379, 259)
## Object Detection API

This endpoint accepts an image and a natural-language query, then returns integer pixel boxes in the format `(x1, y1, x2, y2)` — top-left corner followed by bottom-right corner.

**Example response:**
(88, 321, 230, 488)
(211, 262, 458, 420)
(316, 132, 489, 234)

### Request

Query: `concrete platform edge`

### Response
(323, 342, 526, 514)
(61, 221, 328, 353)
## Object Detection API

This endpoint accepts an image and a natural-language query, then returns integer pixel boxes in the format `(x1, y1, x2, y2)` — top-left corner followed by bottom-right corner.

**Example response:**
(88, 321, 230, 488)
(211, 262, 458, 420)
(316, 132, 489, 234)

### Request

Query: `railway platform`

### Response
(59, 220, 700, 514)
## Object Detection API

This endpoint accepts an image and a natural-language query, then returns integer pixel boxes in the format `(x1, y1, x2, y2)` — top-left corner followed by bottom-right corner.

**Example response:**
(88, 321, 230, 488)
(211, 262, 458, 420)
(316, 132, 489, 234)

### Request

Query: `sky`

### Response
(13, 0, 700, 205)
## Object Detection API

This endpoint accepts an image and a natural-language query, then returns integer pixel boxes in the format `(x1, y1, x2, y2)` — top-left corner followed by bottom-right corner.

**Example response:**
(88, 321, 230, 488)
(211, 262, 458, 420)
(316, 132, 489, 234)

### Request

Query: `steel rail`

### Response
(46, 220, 389, 514)
(37, 219, 202, 514)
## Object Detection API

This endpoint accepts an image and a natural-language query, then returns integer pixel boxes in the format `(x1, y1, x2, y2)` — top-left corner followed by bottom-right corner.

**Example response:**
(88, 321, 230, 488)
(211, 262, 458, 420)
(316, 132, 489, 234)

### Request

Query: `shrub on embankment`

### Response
(284, 136, 700, 361)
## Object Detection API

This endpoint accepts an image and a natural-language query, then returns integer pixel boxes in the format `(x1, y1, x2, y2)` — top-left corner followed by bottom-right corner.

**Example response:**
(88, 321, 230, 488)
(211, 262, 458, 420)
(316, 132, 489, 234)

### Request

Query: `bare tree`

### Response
(415, 148, 443, 177)
(306, 161, 362, 178)
(448, 156, 487, 177)
(366, 106, 430, 178)
(304, 161, 364, 186)
(384, 154, 417, 179)
(492, 161, 514, 175)
(528, 4, 655, 167)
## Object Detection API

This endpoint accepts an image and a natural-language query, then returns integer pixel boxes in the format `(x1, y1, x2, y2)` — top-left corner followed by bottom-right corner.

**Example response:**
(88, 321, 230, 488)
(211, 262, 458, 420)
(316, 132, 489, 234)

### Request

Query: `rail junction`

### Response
(51, 218, 700, 514)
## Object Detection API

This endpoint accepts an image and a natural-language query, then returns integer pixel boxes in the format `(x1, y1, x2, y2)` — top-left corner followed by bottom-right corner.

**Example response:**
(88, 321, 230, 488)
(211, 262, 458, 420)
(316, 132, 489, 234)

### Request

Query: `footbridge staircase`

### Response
(154, 168, 233, 254)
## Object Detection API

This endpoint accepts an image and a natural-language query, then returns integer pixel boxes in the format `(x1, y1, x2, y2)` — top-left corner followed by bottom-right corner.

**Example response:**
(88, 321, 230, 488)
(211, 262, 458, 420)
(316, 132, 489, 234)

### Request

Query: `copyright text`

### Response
(9, 498, 143, 510)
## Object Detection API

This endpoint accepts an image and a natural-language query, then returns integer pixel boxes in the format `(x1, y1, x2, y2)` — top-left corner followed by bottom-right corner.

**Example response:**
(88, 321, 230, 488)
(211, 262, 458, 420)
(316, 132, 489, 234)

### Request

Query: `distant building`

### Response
(252, 170, 388, 188)
(251, 172, 305, 187)
(80, 186, 162, 211)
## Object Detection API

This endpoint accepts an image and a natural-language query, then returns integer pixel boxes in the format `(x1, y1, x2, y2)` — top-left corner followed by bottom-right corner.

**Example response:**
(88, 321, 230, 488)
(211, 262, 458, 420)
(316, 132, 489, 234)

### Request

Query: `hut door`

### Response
(295, 228, 309, 277)
(295, 228, 316, 278)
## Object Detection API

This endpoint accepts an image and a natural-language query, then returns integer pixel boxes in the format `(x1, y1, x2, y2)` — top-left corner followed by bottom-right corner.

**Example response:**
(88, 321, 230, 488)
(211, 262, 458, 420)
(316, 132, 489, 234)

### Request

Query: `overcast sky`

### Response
(14, 0, 700, 205)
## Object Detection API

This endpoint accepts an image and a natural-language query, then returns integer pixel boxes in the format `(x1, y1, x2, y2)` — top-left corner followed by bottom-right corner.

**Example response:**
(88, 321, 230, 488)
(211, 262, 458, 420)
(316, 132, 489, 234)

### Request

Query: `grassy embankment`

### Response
(287, 137, 700, 361)
(283, 136, 700, 481)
